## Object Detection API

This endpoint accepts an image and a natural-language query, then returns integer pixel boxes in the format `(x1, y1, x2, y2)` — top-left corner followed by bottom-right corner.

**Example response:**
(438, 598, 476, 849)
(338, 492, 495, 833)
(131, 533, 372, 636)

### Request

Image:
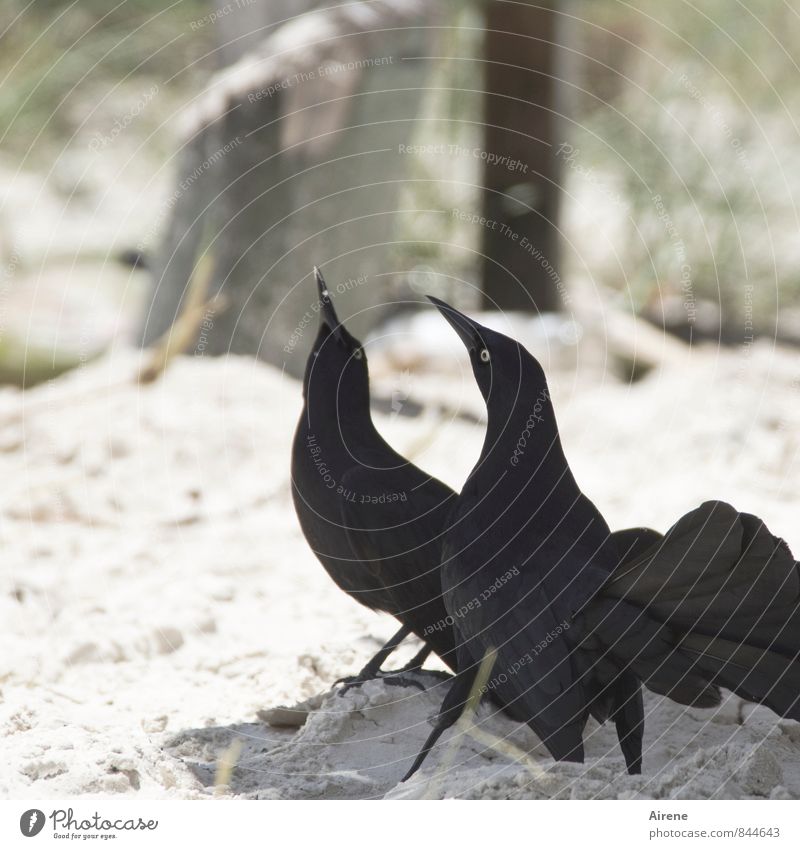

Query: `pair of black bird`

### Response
(291, 268, 800, 779)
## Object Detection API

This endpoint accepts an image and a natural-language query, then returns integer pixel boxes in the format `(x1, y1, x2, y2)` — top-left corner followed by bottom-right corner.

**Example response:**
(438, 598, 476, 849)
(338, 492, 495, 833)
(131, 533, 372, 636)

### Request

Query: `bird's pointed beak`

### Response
(315, 266, 341, 335)
(426, 295, 482, 350)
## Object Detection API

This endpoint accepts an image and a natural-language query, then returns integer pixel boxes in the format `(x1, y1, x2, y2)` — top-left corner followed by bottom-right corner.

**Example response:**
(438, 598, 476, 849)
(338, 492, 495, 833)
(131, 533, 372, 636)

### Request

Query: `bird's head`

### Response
(427, 295, 548, 412)
(303, 268, 369, 408)
(427, 296, 566, 486)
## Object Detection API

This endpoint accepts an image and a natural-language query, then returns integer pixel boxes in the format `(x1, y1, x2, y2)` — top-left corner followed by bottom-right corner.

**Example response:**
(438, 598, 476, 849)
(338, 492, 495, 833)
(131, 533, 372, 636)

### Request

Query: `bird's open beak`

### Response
(315, 266, 342, 338)
(427, 295, 482, 350)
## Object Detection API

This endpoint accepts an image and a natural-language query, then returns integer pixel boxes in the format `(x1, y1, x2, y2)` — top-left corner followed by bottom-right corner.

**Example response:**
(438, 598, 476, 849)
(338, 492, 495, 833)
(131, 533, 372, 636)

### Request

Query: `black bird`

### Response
(291, 269, 459, 684)
(290, 271, 660, 693)
(403, 297, 800, 779)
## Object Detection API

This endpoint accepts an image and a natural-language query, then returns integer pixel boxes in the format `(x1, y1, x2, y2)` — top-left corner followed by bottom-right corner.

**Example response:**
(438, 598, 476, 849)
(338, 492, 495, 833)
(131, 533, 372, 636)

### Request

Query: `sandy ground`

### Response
(1, 335, 799, 800)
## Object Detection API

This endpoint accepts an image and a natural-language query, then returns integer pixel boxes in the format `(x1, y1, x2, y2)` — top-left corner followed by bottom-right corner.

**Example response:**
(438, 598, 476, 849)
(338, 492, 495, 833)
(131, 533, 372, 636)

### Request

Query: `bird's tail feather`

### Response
(679, 632, 800, 721)
(582, 603, 723, 708)
(600, 500, 800, 720)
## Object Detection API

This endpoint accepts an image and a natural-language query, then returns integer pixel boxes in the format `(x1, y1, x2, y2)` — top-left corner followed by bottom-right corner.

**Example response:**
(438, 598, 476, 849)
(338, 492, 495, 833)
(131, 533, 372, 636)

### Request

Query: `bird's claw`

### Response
(402, 668, 452, 683)
(333, 674, 365, 696)
(377, 674, 427, 692)
(334, 671, 428, 696)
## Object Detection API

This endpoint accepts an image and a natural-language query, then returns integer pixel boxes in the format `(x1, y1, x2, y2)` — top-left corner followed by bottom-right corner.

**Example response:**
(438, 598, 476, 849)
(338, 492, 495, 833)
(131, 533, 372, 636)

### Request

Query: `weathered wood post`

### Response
(139, 1, 440, 377)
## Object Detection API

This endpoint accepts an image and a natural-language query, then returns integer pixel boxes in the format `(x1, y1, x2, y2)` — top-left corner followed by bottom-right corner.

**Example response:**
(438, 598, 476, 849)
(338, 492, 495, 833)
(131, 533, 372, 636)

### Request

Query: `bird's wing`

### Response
(600, 500, 800, 719)
(606, 501, 799, 642)
(444, 527, 664, 759)
(607, 501, 743, 598)
(610, 527, 664, 565)
(338, 459, 458, 668)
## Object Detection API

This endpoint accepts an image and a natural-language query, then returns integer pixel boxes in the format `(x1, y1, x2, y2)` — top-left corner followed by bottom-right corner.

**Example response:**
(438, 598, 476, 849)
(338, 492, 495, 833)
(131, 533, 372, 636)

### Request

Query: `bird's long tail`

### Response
(594, 500, 800, 720)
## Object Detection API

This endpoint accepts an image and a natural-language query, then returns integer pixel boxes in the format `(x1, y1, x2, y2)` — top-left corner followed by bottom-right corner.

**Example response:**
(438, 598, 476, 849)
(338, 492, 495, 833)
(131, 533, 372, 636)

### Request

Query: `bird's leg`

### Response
(374, 642, 453, 690)
(336, 624, 425, 694)
(348, 642, 453, 692)
(391, 644, 453, 683)
(401, 663, 478, 782)
(395, 644, 432, 673)
(610, 671, 644, 775)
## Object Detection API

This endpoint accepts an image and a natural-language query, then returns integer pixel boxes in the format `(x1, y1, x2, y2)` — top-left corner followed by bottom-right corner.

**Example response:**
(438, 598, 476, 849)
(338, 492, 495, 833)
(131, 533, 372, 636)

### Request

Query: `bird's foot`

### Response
(398, 667, 453, 682)
(335, 670, 428, 696)
(376, 674, 428, 692)
(333, 671, 373, 693)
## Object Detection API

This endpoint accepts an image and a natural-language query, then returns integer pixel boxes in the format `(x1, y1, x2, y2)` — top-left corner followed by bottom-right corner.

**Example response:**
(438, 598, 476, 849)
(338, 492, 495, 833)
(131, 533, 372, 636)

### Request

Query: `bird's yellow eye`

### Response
(353, 348, 363, 360)
(479, 348, 490, 363)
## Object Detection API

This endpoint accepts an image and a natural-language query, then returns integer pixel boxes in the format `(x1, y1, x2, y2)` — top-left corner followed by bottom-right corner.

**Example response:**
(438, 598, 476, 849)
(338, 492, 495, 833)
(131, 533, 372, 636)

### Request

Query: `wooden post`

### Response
(480, 0, 563, 312)
(137, 1, 439, 378)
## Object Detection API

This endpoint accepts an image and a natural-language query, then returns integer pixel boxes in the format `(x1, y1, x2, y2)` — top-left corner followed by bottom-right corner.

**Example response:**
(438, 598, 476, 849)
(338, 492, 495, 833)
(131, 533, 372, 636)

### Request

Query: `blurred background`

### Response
(3, 0, 800, 801)
(3, 0, 800, 386)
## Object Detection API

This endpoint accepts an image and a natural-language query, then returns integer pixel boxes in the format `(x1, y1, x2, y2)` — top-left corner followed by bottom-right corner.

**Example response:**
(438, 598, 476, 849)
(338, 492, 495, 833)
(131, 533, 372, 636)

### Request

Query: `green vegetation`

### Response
(0, 0, 214, 161)
(566, 0, 800, 333)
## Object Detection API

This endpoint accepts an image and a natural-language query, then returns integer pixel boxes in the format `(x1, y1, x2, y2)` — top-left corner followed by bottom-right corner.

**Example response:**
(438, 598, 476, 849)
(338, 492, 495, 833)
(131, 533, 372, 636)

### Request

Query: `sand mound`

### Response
(1, 343, 798, 799)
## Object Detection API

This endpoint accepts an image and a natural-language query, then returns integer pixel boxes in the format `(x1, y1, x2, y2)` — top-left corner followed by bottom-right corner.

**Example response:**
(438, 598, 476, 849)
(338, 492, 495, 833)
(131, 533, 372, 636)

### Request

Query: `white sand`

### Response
(1, 340, 799, 800)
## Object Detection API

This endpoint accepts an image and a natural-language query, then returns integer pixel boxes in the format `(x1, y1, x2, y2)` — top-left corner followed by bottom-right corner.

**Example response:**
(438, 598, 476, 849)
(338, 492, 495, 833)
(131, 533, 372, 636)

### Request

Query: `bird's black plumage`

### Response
(290, 273, 661, 693)
(598, 499, 800, 715)
(290, 270, 459, 679)
(403, 297, 800, 779)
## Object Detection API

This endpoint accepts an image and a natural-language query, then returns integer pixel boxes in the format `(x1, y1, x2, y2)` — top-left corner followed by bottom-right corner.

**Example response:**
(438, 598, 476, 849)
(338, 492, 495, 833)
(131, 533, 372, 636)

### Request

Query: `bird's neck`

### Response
(304, 346, 373, 424)
(470, 382, 572, 495)
(305, 384, 377, 437)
